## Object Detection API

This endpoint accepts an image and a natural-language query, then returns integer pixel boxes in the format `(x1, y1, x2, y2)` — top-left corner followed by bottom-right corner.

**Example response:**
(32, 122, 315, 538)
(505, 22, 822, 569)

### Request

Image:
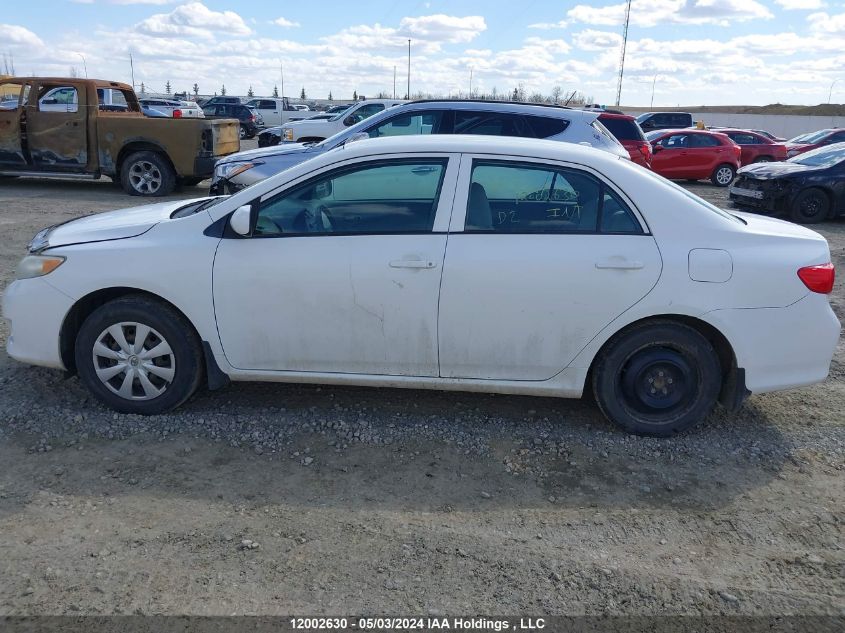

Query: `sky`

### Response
(2, 0, 844, 106)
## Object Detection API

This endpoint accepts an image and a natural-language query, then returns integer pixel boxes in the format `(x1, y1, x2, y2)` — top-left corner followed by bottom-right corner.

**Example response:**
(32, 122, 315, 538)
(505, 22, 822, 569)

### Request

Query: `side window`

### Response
(658, 134, 688, 149)
(465, 162, 601, 233)
(690, 134, 720, 147)
(599, 189, 641, 234)
(828, 131, 845, 143)
(652, 114, 671, 127)
(525, 116, 569, 138)
(365, 110, 444, 137)
(254, 160, 447, 237)
(346, 103, 384, 124)
(454, 112, 530, 137)
(202, 106, 216, 116)
(671, 114, 690, 127)
(39, 86, 78, 113)
(0, 83, 29, 111)
(260, 100, 276, 109)
(729, 133, 757, 145)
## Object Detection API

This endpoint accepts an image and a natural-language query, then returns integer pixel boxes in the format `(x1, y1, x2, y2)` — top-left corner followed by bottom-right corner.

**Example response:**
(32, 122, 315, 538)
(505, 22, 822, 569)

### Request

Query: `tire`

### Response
(120, 151, 176, 196)
(74, 295, 203, 415)
(710, 163, 736, 187)
(753, 156, 773, 163)
(592, 321, 721, 437)
(789, 188, 830, 224)
(239, 125, 247, 140)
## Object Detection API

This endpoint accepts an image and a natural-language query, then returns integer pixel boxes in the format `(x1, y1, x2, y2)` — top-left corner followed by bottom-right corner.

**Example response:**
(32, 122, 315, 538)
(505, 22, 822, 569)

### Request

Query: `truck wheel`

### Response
(121, 151, 175, 196)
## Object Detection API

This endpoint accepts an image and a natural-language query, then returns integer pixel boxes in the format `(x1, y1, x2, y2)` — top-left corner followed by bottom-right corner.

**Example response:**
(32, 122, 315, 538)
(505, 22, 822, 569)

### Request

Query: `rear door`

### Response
(26, 82, 89, 171)
(438, 156, 661, 380)
(0, 81, 29, 167)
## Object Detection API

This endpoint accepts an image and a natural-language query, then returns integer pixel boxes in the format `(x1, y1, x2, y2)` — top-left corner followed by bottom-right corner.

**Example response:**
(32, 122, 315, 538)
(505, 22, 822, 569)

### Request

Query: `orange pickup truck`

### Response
(0, 77, 239, 196)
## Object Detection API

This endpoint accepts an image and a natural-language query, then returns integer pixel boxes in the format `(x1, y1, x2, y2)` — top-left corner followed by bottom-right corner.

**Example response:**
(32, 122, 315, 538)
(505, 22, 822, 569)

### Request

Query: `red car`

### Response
(646, 129, 741, 186)
(598, 112, 651, 168)
(785, 128, 845, 158)
(716, 129, 788, 165)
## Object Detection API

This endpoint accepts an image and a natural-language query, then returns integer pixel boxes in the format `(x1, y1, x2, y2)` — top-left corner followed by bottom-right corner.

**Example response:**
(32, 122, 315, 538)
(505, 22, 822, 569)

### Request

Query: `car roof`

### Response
(329, 133, 618, 164)
(399, 100, 600, 122)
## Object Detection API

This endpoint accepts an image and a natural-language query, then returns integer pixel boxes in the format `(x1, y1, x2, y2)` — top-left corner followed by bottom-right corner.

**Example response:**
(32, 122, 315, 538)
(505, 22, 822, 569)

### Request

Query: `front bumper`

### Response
(3, 278, 74, 370)
(728, 180, 793, 215)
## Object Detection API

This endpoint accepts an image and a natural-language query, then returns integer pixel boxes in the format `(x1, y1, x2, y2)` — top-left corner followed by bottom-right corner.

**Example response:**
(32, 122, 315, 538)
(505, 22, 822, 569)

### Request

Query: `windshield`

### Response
(789, 143, 845, 167)
(789, 129, 832, 144)
(644, 130, 663, 141)
(635, 113, 651, 123)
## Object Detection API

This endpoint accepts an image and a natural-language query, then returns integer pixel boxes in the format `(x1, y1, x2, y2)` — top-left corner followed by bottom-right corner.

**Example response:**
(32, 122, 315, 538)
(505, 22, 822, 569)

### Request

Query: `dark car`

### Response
(598, 112, 651, 168)
(258, 126, 283, 147)
(200, 95, 242, 107)
(729, 142, 845, 224)
(202, 103, 263, 139)
(635, 111, 693, 132)
(784, 128, 845, 158)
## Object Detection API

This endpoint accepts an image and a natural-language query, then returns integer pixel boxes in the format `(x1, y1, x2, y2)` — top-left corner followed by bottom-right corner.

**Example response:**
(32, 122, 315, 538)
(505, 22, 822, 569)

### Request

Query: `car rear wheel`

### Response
(790, 188, 829, 224)
(592, 321, 721, 437)
(753, 156, 773, 163)
(120, 151, 176, 196)
(239, 125, 247, 140)
(75, 296, 204, 415)
(710, 164, 736, 187)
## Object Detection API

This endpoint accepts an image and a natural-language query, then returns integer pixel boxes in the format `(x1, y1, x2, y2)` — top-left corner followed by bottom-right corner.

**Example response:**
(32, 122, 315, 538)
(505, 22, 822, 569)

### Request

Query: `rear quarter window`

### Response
(599, 117, 645, 141)
(525, 116, 569, 138)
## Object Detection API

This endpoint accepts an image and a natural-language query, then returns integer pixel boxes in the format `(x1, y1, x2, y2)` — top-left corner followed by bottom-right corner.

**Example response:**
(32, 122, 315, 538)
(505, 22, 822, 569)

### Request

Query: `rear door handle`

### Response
(389, 259, 436, 269)
(595, 258, 644, 270)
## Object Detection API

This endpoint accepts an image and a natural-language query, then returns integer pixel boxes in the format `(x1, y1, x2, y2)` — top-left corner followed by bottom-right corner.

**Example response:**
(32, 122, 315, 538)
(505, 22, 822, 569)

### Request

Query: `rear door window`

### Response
(728, 133, 759, 145)
(454, 111, 531, 137)
(0, 83, 29, 111)
(690, 134, 720, 147)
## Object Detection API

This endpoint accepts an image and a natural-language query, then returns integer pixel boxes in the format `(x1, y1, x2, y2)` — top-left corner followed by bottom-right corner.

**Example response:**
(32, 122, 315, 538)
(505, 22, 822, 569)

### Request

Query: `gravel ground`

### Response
(0, 164, 843, 616)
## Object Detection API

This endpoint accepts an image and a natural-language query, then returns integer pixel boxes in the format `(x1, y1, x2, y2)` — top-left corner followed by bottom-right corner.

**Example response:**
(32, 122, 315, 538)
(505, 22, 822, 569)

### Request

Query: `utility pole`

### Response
(615, 0, 632, 107)
(280, 61, 285, 99)
(407, 39, 411, 99)
(78, 53, 88, 78)
(650, 74, 658, 108)
(393, 66, 396, 99)
(828, 78, 840, 103)
(129, 53, 135, 90)
(469, 67, 473, 97)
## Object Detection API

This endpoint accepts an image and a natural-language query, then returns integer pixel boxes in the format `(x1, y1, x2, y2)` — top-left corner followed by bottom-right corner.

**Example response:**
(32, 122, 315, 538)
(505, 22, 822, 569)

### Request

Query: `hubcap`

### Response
(800, 195, 823, 217)
(128, 161, 162, 194)
(716, 167, 733, 185)
(620, 347, 695, 418)
(92, 322, 175, 401)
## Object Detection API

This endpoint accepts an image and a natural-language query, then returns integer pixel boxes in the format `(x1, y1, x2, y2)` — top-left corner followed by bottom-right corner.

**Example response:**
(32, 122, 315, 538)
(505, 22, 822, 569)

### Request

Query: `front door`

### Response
(651, 133, 691, 178)
(213, 156, 457, 375)
(27, 83, 88, 171)
(438, 157, 661, 381)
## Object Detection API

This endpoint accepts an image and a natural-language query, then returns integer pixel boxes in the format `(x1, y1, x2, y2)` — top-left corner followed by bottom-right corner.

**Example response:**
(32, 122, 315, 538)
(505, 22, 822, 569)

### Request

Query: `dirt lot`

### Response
(0, 162, 843, 617)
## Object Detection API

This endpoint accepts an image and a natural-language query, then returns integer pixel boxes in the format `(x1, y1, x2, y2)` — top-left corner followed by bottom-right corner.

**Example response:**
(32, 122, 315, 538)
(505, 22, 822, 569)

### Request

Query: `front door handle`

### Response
(389, 259, 436, 269)
(595, 258, 644, 270)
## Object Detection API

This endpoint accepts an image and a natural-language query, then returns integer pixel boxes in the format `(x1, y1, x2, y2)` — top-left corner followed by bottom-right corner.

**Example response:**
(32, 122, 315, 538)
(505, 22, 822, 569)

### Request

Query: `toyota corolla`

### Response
(3, 136, 840, 436)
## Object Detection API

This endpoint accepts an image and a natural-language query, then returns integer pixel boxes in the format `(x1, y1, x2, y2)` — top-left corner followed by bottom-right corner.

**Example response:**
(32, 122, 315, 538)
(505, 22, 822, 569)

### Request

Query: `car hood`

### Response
(37, 198, 211, 250)
(215, 142, 314, 165)
(737, 161, 818, 179)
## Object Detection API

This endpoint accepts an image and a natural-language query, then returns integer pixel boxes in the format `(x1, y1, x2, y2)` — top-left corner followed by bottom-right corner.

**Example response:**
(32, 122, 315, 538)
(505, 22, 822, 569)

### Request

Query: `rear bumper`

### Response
(703, 294, 841, 394)
(3, 278, 73, 370)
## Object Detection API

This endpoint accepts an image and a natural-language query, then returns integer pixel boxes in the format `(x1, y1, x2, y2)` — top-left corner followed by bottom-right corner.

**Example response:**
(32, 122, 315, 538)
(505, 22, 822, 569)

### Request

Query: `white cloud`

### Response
(272, 17, 301, 28)
(568, 0, 772, 27)
(775, 0, 825, 9)
(137, 2, 251, 39)
(0, 24, 44, 49)
(807, 10, 845, 34)
(528, 20, 568, 30)
(572, 29, 623, 50)
(398, 14, 486, 43)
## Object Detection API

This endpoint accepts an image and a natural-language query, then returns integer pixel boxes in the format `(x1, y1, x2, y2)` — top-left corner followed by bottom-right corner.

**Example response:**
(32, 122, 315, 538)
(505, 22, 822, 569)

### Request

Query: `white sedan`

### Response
(3, 136, 840, 436)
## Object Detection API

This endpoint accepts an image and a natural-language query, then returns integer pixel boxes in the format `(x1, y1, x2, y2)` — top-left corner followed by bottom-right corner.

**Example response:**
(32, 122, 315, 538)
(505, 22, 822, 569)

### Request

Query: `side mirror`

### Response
(229, 204, 252, 236)
(346, 132, 370, 145)
(652, 144, 663, 152)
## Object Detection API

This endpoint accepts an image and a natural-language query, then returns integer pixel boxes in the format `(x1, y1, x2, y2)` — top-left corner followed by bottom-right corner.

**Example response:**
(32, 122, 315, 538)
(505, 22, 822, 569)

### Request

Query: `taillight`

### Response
(249, 114, 256, 122)
(798, 263, 835, 294)
(638, 141, 651, 157)
(172, 109, 182, 118)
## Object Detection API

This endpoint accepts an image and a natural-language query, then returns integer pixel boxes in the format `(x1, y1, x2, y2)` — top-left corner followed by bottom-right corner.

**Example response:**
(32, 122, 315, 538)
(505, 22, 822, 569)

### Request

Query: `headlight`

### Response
(283, 128, 293, 141)
(214, 161, 261, 180)
(16, 255, 65, 280)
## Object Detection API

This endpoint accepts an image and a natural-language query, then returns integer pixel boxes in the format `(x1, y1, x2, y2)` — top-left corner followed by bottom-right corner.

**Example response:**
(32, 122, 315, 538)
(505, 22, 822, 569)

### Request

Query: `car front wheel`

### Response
(710, 164, 736, 187)
(74, 296, 204, 414)
(592, 321, 721, 436)
(790, 188, 829, 224)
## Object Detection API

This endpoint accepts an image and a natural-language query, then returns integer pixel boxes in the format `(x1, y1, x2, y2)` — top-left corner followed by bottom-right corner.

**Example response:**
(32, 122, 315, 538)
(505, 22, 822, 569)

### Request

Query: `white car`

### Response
(279, 99, 406, 142)
(138, 98, 204, 118)
(3, 136, 840, 436)
(243, 97, 312, 127)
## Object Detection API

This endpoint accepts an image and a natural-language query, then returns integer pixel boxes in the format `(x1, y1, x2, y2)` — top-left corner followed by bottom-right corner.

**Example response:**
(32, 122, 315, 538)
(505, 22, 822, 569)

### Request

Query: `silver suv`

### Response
(210, 100, 628, 194)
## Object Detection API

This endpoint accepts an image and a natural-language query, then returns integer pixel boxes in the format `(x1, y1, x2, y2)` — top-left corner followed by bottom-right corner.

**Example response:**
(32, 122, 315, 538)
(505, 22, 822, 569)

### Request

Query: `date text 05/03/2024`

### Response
(289, 617, 547, 630)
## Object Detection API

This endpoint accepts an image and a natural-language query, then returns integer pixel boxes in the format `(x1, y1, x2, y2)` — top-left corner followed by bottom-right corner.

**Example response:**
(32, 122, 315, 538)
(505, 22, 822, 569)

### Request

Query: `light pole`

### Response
(407, 39, 411, 99)
(828, 79, 839, 103)
(469, 67, 473, 97)
(393, 65, 396, 99)
(77, 53, 87, 78)
(650, 74, 659, 109)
